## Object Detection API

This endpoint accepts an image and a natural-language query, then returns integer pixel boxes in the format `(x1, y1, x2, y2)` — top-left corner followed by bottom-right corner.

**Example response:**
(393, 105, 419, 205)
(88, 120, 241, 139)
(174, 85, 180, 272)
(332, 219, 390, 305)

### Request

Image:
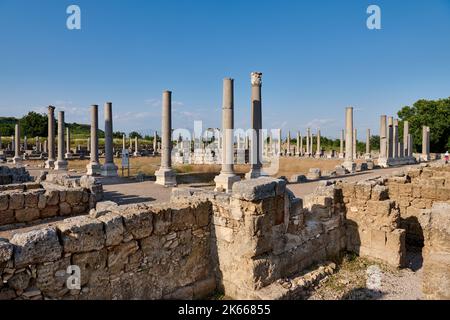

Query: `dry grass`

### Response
(23, 156, 347, 178)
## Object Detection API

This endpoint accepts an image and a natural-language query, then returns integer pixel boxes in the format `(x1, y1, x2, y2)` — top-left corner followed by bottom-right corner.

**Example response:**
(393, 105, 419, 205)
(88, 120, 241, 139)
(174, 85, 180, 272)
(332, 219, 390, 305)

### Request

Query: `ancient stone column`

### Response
(316, 129, 321, 158)
(155, 91, 177, 186)
(353, 128, 357, 159)
(133, 137, 139, 156)
(45, 106, 56, 168)
(65, 127, 72, 158)
(306, 128, 311, 156)
(101, 102, 118, 176)
(393, 119, 399, 158)
(86, 105, 101, 175)
(387, 116, 394, 159)
(153, 131, 158, 155)
(287, 131, 291, 156)
(246, 72, 265, 179)
(54, 111, 68, 170)
(122, 134, 126, 151)
(403, 121, 410, 158)
(379, 115, 387, 165)
(296, 131, 301, 156)
(215, 78, 240, 192)
(44, 140, 48, 153)
(339, 129, 344, 158)
(11, 135, 14, 151)
(87, 137, 90, 153)
(422, 126, 430, 161)
(407, 134, 413, 158)
(13, 124, 22, 164)
(343, 107, 356, 172)
(277, 129, 282, 156)
(299, 132, 303, 156)
(366, 128, 371, 155)
(24, 136, 28, 151)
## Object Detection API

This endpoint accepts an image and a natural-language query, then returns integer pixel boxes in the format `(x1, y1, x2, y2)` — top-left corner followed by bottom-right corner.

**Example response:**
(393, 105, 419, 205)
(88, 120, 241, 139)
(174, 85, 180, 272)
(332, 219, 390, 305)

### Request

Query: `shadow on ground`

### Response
(103, 190, 155, 205)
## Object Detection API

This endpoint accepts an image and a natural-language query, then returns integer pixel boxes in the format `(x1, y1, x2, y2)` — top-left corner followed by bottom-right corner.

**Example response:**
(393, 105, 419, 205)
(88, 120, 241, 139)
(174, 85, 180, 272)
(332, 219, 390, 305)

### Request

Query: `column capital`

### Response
(48, 105, 55, 112)
(251, 72, 262, 86)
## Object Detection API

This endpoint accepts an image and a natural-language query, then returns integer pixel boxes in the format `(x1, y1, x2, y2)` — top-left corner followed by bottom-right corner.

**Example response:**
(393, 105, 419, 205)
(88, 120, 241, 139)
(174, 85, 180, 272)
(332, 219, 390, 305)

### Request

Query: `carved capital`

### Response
(251, 72, 262, 86)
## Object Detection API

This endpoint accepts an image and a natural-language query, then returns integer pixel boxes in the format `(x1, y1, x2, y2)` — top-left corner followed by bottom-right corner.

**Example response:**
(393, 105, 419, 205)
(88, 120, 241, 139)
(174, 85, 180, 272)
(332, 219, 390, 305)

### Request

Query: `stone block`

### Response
(98, 212, 124, 246)
(107, 240, 139, 273)
(123, 209, 153, 239)
(57, 216, 105, 253)
(0, 194, 9, 211)
(0, 239, 13, 262)
(10, 227, 62, 267)
(9, 193, 24, 210)
(0, 209, 15, 226)
(232, 177, 284, 201)
(59, 202, 72, 216)
(15, 208, 40, 223)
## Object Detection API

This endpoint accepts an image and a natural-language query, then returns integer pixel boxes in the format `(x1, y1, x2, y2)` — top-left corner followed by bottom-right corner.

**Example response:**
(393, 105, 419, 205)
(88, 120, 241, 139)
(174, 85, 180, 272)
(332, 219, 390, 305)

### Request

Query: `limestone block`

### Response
(306, 168, 321, 180)
(98, 212, 124, 246)
(289, 174, 307, 183)
(152, 208, 172, 235)
(170, 207, 195, 231)
(40, 205, 59, 218)
(57, 216, 105, 253)
(72, 249, 108, 287)
(107, 240, 139, 273)
(45, 190, 59, 206)
(0, 194, 9, 211)
(15, 208, 40, 223)
(371, 185, 389, 201)
(24, 192, 39, 208)
(37, 193, 46, 209)
(59, 202, 72, 216)
(9, 193, 24, 210)
(355, 182, 372, 201)
(122, 210, 153, 239)
(0, 209, 14, 226)
(232, 178, 285, 201)
(66, 189, 83, 205)
(10, 227, 62, 267)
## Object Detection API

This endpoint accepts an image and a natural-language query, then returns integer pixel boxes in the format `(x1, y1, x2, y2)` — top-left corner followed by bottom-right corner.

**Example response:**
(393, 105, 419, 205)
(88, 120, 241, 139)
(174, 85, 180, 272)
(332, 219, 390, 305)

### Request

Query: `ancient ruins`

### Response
(0, 73, 448, 301)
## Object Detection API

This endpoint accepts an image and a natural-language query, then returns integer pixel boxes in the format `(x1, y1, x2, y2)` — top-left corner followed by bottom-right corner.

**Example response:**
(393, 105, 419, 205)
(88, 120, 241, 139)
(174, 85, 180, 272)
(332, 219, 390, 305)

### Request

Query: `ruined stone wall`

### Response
(172, 178, 346, 299)
(0, 174, 103, 228)
(0, 201, 215, 300)
(338, 178, 406, 267)
(419, 202, 450, 300)
(386, 165, 450, 246)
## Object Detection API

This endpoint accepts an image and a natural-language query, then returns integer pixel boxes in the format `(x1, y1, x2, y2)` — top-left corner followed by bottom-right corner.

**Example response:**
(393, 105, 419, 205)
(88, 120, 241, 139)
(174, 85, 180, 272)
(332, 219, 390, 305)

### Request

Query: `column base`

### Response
(101, 163, 118, 177)
(214, 173, 241, 193)
(13, 157, 22, 165)
(86, 162, 102, 176)
(155, 167, 177, 187)
(45, 159, 55, 169)
(54, 160, 68, 171)
(338, 153, 345, 159)
(342, 161, 356, 173)
(245, 167, 268, 180)
(65, 153, 73, 159)
(133, 152, 140, 157)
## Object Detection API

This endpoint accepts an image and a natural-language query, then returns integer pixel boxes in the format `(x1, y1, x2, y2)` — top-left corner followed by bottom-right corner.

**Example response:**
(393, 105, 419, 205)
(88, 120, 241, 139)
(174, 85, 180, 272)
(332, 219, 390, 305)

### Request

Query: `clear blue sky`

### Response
(1, 0, 450, 138)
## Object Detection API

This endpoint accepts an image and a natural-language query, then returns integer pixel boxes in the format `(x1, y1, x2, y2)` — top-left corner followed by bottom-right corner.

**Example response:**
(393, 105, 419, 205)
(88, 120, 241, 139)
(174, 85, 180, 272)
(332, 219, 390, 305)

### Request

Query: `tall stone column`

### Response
(11, 135, 14, 151)
(387, 116, 394, 159)
(277, 129, 282, 156)
(44, 140, 47, 153)
(215, 78, 240, 192)
(156, 91, 177, 186)
(153, 131, 158, 155)
(246, 72, 265, 179)
(87, 137, 90, 153)
(86, 105, 101, 175)
(379, 115, 388, 166)
(299, 132, 303, 156)
(65, 127, 72, 158)
(353, 129, 357, 159)
(365, 128, 371, 157)
(306, 128, 311, 156)
(407, 134, 413, 158)
(339, 129, 344, 158)
(287, 131, 291, 156)
(101, 102, 118, 176)
(54, 111, 68, 170)
(316, 129, 321, 158)
(13, 124, 22, 164)
(24, 136, 27, 151)
(45, 106, 56, 168)
(422, 126, 430, 161)
(133, 137, 139, 156)
(296, 132, 301, 156)
(343, 107, 356, 172)
(122, 134, 126, 151)
(393, 119, 399, 158)
(403, 121, 410, 158)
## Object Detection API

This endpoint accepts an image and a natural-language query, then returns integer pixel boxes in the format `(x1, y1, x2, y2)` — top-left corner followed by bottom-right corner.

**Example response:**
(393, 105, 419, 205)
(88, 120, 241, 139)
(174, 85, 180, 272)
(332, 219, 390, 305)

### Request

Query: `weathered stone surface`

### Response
(123, 210, 153, 239)
(9, 193, 24, 210)
(15, 208, 40, 223)
(24, 192, 39, 208)
(289, 174, 307, 184)
(107, 240, 139, 273)
(0, 239, 13, 262)
(59, 202, 72, 216)
(98, 212, 124, 246)
(45, 190, 59, 206)
(0, 194, 9, 211)
(232, 178, 285, 201)
(57, 216, 105, 253)
(0, 209, 15, 225)
(10, 227, 62, 267)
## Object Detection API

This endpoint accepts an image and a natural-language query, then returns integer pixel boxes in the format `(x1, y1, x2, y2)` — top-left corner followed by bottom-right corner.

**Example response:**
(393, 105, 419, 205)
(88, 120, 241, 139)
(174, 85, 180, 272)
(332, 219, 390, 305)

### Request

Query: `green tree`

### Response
(398, 98, 450, 152)
(19, 112, 47, 137)
(129, 131, 143, 139)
